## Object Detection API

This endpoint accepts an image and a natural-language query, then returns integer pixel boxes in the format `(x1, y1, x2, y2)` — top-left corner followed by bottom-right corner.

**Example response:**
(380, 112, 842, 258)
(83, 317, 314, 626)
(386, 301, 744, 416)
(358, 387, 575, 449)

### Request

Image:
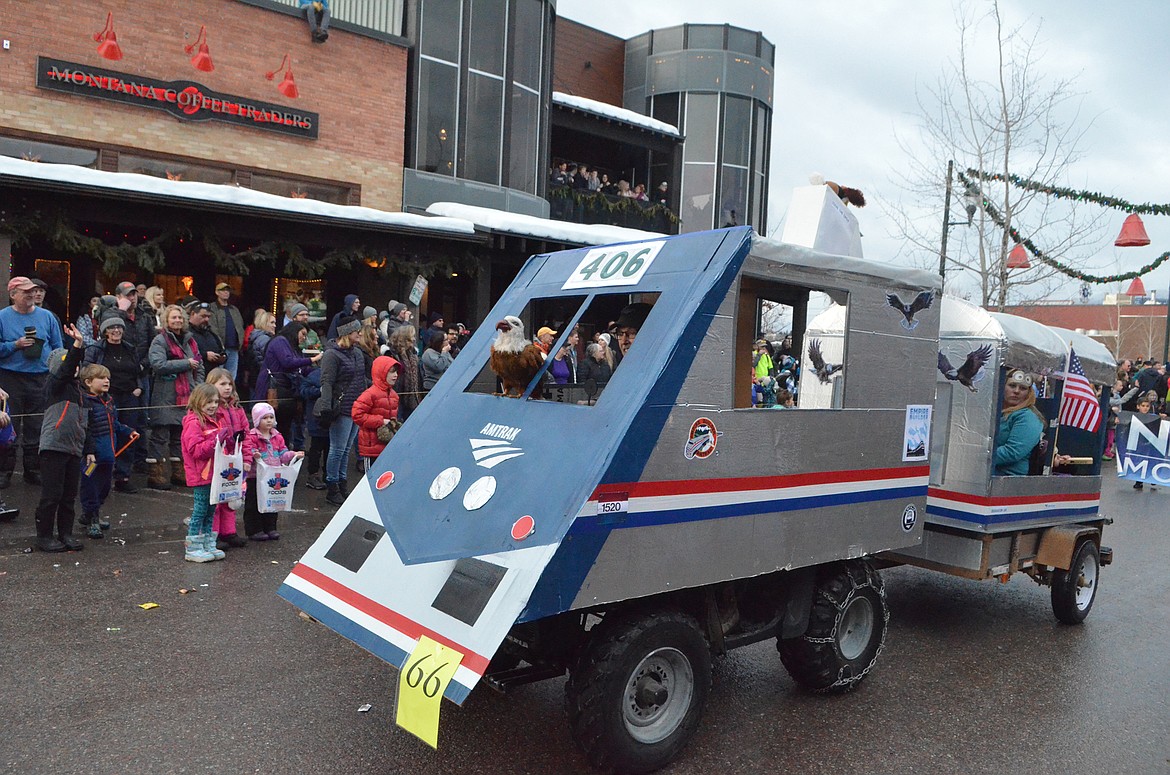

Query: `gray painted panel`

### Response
(403, 168, 549, 217)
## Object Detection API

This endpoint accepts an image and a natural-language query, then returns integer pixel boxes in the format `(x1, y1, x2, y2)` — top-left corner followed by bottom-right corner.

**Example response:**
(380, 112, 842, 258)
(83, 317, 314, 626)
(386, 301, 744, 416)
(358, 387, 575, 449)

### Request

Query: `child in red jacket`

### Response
(180, 383, 227, 563)
(351, 355, 400, 470)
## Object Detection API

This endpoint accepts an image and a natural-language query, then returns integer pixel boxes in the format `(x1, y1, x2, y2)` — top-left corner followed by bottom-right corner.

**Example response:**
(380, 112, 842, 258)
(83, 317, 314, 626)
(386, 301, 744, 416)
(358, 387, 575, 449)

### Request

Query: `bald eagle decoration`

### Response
(887, 290, 935, 330)
(937, 345, 993, 392)
(490, 316, 546, 398)
(807, 339, 843, 385)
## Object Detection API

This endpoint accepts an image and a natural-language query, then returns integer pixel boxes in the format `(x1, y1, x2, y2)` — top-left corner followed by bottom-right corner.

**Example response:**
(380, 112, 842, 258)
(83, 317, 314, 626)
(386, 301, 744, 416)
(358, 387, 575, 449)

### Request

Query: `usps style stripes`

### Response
(280, 563, 488, 704)
(576, 466, 930, 530)
(926, 487, 1100, 528)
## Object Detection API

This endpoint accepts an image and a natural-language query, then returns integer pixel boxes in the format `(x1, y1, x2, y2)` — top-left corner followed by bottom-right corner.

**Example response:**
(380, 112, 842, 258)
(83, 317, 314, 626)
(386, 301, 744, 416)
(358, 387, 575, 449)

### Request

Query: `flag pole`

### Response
(1048, 340, 1074, 474)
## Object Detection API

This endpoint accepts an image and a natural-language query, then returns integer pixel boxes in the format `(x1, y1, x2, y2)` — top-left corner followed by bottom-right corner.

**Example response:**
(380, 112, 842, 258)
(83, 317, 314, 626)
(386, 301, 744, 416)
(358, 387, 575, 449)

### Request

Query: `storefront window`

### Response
(469, 0, 507, 75)
(118, 154, 232, 185)
(465, 74, 504, 185)
(249, 173, 350, 205)
(416, 59, 459, 176)
(419, 0, 462, 63)
(0, 137, 97, 167)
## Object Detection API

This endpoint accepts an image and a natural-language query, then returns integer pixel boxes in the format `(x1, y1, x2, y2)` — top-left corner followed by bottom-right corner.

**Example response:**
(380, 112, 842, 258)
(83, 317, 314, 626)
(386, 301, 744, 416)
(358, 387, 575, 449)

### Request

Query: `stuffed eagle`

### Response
(490, 316, 545, 398)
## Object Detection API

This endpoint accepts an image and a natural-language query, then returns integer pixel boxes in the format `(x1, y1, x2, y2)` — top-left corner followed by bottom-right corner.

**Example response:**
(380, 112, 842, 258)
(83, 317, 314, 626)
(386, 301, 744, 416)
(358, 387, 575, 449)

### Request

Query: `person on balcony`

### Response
(299, 0, 330, 43)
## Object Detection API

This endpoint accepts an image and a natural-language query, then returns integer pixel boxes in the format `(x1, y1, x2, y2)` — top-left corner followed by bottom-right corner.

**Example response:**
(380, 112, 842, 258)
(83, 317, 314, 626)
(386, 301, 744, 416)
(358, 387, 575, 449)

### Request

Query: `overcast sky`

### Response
(556, 0, 1170, 305)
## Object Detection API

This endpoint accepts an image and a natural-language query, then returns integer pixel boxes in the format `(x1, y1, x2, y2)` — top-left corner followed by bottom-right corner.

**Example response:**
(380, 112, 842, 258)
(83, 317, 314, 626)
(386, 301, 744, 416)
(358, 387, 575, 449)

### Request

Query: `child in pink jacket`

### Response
(208, 368, 249, 550)
(180, 383, 228, 563)
(242, 402, 302, 541)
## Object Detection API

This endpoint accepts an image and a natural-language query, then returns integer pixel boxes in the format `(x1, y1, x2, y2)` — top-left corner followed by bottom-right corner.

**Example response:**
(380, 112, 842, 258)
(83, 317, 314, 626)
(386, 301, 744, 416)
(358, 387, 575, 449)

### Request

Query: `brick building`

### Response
(1001, 301, 1170, 363)
(0, 1, 774, 328)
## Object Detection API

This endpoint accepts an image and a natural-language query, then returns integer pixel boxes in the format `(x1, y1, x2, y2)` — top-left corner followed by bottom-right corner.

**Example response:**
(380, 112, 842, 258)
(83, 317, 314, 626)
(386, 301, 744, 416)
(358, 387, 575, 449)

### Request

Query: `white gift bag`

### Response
(209, 438, 246, 505)
(256, 457, 303, 513)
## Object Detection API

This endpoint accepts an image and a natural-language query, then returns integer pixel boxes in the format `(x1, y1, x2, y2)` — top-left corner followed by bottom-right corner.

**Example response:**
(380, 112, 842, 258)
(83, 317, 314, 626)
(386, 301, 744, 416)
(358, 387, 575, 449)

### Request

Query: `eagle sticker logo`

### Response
(683, 417, 721, 460)
(886, 290, 935, 330)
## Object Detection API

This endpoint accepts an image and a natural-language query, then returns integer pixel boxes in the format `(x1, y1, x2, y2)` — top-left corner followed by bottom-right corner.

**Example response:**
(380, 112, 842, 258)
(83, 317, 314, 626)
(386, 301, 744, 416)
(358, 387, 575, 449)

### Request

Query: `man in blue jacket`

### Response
(0, 276, 64, 488)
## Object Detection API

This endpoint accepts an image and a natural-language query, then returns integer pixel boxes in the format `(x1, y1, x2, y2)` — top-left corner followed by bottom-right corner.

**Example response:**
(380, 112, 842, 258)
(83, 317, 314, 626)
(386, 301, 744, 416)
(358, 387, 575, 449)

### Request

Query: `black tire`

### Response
(1051, 540, 1100, 625)
(777, 559, 888, 694)
(565, 611, 711, 775)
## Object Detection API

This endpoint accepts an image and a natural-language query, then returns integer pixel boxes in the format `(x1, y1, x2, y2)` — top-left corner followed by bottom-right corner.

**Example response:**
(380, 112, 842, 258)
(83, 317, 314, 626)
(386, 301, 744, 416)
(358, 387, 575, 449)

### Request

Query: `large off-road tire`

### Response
(777, 559, 888, 693)
(1050, 540, 1100, 625)
(565, 611, 711, 775)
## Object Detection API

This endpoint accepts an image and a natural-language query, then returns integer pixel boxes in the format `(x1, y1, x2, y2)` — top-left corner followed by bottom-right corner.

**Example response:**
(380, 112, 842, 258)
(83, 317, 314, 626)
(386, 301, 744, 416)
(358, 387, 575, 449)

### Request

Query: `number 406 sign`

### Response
(561, 240, 664, 290)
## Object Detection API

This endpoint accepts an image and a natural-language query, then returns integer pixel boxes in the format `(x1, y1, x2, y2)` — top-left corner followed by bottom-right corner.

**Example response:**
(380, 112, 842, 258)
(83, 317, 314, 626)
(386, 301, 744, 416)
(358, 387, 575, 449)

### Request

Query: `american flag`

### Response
(1058, 349, 1101, 432)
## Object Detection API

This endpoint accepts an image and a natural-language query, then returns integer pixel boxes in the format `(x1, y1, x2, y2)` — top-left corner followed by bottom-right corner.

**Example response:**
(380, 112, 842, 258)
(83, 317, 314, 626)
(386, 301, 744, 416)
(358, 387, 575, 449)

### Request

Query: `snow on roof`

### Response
(0, 156, 476, 236)
(552, 92, 681, 138)
(426, 201, 666, 246)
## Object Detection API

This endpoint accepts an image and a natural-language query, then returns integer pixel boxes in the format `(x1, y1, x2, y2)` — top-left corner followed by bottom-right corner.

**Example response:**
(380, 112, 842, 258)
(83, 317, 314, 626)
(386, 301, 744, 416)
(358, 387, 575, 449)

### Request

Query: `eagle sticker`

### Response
(683, 417, 721, 460)
(886, 290, 935, 330)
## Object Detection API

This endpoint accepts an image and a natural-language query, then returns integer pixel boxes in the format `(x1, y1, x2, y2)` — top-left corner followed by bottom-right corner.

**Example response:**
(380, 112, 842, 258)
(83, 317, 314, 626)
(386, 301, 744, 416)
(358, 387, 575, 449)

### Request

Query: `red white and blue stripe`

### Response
(926, 487, 1100, 528)
(576, 466, 930, 530)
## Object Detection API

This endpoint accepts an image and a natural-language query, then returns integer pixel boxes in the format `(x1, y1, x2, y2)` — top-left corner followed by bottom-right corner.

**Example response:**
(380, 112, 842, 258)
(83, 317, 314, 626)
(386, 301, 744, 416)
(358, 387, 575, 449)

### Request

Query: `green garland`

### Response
(965, 168, 1170, 215)
(550, 185, 681, 225)
(1, 208, 185, 276)
(958, 170, 1170, 283)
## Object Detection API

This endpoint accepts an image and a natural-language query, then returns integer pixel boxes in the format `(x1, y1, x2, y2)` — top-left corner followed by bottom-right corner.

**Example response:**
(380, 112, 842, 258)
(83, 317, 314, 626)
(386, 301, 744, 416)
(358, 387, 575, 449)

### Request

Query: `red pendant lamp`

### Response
(1125, 277, 1147, 297)
(185, 25, 215, 72)
(1115, 213, 1151, 247)
(266, 54, 299, 99)
(93, 12, 123, 61)
(1006, 243, 1031, 269)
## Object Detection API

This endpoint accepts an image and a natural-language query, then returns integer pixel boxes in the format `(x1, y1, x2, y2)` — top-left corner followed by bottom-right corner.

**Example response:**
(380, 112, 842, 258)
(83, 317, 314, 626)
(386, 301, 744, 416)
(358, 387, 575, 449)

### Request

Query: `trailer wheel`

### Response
(1050, 540, 1099, 625)
(565, 611, 711, 775)
(776, 559, 888, 694)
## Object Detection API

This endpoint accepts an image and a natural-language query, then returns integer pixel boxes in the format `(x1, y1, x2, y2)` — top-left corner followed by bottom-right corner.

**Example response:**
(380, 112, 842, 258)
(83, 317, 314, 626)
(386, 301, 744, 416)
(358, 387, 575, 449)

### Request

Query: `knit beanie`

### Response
(389, 302, 407, 317)
(287, 302, 309, 319)
(362, 306, 377, 320)
(99, 316, 125, 334)
(251, 402, 276, 428)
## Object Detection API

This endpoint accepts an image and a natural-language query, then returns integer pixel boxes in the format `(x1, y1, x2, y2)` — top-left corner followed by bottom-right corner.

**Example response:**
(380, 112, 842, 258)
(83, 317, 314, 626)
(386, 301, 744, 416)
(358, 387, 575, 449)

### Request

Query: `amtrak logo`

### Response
(683, 417, 721, 460)
(470, 438, 524, 469)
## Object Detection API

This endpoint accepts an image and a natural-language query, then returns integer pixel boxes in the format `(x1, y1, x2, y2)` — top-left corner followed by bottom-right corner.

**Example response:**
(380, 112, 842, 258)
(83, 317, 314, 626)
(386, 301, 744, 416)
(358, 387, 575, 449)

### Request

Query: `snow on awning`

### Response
(0, 156, 477, 238)
(552, 92, 681, 138)
(425, 202, 666, 247)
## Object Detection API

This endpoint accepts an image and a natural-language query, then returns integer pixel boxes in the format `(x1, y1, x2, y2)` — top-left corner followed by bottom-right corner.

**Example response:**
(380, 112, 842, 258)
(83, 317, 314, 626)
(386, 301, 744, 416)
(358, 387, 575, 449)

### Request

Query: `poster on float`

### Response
(1114, 412, 1170, 485)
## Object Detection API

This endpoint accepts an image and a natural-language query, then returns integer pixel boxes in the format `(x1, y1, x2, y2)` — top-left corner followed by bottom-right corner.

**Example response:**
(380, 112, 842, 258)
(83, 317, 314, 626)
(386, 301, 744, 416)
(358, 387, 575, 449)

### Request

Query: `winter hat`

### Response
(615, 302, 652, 331)
(362, 306, 377, 320)
(251, 402, 276, 428)
(336, 315, 362, 338)
(378, 310, 389, 322)
(99, 316, 125, 334)
(428, 310, 444, 325)
(287, 302, 309, 319)
(46, 348, 72, 378)
(389, 302, 408, 317)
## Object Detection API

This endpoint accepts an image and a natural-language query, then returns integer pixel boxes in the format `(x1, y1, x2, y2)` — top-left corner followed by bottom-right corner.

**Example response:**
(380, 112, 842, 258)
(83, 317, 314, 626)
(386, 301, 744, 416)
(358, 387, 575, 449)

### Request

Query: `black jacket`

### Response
(39, 346, 90, 457)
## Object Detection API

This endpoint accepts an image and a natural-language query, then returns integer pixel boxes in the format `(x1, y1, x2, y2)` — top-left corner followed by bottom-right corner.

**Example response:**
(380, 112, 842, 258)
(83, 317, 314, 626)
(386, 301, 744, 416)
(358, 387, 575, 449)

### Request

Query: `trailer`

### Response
(880, 297, 1115, 623)
(278, 185, 1109, 773)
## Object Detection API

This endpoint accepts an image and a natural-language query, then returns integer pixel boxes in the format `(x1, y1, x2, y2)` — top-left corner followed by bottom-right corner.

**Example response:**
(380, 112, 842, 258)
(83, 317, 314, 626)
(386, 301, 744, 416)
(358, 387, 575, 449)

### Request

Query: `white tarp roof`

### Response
(425, 201, 666, 246)
(552, 92, 682, 137)
(0, 156, 476, 236)
(750, 233, 942, 290)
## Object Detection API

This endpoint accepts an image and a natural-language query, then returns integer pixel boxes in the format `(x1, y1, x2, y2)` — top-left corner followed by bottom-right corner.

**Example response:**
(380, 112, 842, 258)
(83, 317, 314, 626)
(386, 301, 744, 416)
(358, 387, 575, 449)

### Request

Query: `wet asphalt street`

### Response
(2, 470, 1168, 775)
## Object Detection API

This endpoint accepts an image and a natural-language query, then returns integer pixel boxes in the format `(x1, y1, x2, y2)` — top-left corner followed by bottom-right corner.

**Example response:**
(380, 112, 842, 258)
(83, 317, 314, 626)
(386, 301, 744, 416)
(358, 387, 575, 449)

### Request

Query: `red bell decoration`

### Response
(185, 25, 214, 73)
(1125, 277, 1147, 297)
(1115, 213, 1151, 247)
(266, 54, 299, 99)
(93, 12, 123, 61)
(1006, 243, 1031, 269)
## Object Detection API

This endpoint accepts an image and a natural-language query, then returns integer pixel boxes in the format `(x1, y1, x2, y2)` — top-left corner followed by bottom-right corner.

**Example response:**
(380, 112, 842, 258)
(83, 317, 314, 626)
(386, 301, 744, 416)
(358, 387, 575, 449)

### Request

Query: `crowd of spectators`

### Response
(547, 159, 675, 231)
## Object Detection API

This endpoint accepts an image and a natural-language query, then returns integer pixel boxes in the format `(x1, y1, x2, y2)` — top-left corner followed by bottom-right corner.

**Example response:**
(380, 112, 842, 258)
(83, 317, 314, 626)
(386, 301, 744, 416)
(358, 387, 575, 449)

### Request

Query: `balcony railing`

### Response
(546, 186, 679, 234)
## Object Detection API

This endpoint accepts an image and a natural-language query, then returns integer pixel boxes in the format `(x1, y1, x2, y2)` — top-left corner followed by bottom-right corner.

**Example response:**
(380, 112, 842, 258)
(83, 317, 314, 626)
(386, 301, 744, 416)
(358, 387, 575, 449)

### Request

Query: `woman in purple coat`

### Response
(255, 322, 321, 441)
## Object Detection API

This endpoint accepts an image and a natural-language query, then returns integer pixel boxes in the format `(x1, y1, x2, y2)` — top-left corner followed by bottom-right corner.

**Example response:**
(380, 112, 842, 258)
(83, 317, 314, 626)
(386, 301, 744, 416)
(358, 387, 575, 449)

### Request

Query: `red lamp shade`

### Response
(1006, 243, 1031, 269)
(1115, 213, 1151, 247)
(185, 25, 214, 72)
(93, 12, 123, 61)
(266, 54, 299, 99)
(1125, 277, 1147, 297)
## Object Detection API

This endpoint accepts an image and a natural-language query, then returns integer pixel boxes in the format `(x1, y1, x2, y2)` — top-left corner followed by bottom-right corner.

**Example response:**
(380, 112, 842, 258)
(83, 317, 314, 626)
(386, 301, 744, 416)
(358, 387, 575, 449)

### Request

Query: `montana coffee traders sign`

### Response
(36, 57, 318, 139)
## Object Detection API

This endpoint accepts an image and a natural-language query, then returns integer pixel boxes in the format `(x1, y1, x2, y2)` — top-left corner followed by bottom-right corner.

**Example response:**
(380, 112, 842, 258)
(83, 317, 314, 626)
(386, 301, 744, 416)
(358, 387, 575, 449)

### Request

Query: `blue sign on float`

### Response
(1115, 413, 1170, 485)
